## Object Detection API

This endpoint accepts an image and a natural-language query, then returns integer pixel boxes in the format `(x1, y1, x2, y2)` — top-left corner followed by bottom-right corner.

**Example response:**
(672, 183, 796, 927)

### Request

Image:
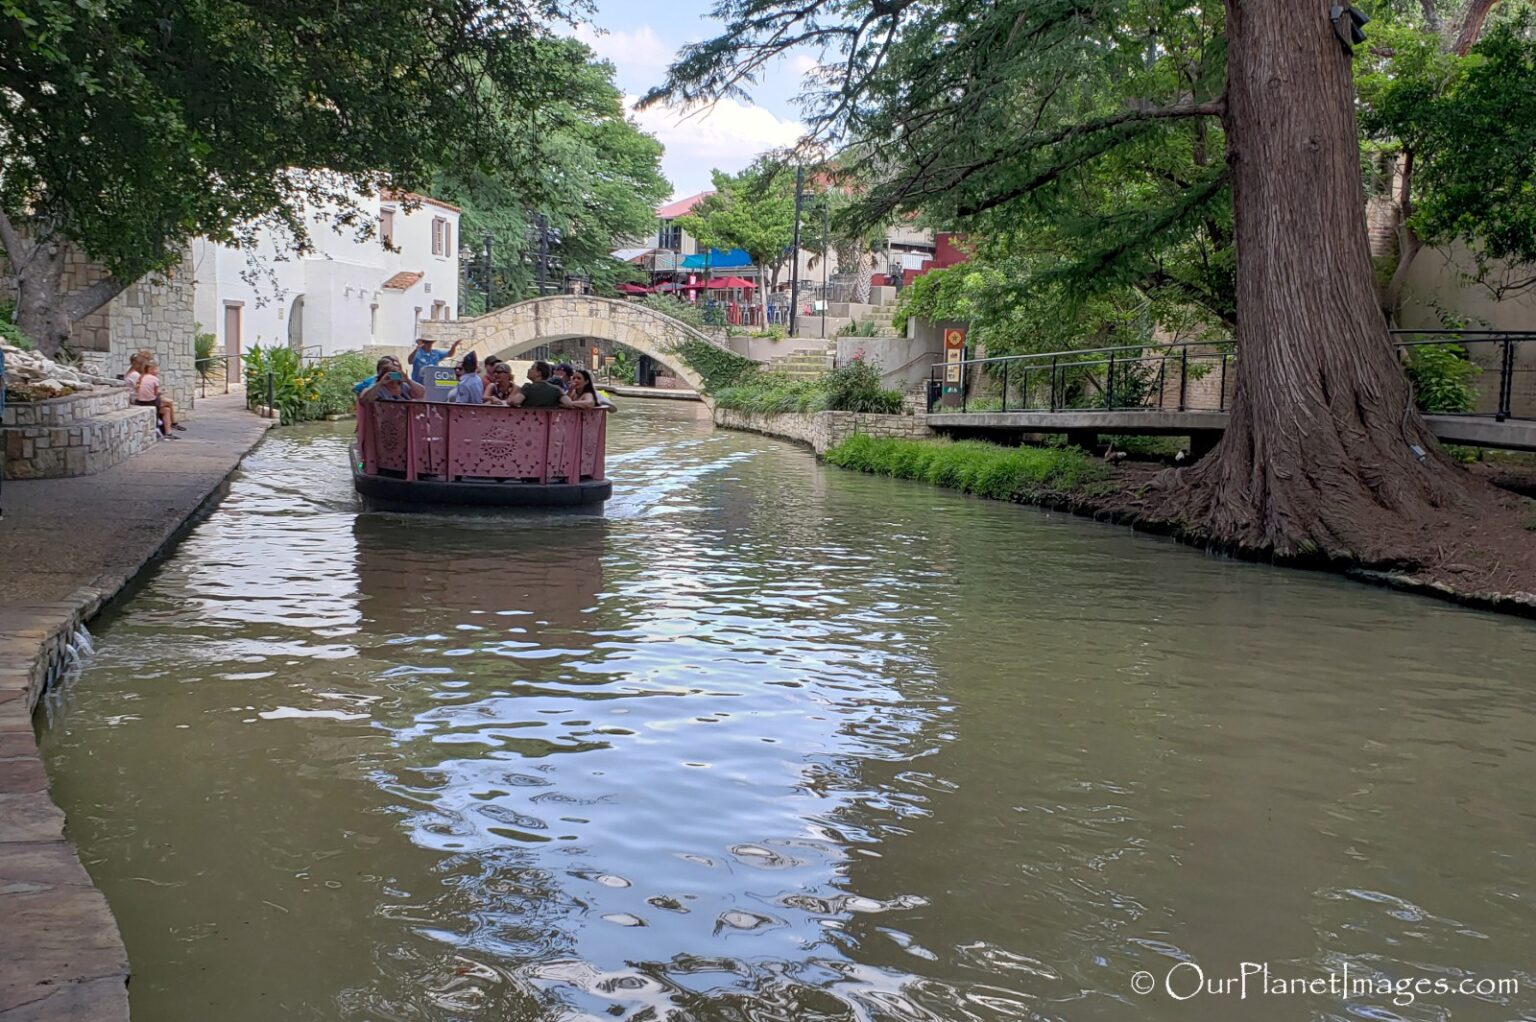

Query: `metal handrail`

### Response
(925, 331, 1535, 421)
(195, 353, 239, 398)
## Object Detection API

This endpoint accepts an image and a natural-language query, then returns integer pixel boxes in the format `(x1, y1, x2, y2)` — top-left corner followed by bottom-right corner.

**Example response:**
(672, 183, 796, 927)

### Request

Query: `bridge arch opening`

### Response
(418, 295, 715, 398)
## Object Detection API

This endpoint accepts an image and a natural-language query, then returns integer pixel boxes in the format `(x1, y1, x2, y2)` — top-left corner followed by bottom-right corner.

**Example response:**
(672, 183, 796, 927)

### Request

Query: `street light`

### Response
(458, 245, 473, 316)
(482, 232, 494, 312)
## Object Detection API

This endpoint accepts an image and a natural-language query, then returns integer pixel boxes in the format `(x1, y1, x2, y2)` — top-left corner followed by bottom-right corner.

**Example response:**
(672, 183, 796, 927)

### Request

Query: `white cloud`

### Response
(790, 53, 821, 76)
(573, 22, 675, 76)
(627, 96, 805, 199)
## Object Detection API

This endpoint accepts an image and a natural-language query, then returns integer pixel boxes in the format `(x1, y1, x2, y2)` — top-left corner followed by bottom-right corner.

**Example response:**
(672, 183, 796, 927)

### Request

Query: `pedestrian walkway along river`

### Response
(39, 401, 1536, 1021)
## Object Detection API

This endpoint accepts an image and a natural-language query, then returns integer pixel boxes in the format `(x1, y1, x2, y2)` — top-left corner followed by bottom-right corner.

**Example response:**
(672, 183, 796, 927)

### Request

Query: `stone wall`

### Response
(713, 406, 934, 455)
(1, 244, 198, 410)
(1, 388, 159, 478)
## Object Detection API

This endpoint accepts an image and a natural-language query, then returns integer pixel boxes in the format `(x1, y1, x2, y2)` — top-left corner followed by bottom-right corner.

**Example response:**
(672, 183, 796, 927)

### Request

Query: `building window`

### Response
(659, 221, 683, 251)
(370, 303, 379, 339)
(432, 300, 447, 321)
(380, 209, 395, 248)
(431, 217, 449, 257)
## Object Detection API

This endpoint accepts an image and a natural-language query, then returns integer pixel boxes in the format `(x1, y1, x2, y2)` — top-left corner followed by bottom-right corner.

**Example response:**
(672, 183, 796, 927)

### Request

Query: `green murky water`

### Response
(40, 401, 1536, 1021)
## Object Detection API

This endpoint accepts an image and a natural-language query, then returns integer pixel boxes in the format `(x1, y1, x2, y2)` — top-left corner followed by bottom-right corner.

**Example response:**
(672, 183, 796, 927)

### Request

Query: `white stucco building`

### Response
(192, 190, 461, 363)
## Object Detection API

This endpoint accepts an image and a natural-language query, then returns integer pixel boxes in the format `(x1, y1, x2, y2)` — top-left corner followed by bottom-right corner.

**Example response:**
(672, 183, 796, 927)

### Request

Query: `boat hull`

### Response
(351, 446, 611, 511)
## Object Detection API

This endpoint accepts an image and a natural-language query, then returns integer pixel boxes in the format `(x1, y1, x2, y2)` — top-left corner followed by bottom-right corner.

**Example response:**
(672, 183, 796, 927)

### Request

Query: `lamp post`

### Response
(821, 199, 829, 340)
(789, 166, 805, 338)
(458, 245, 473, 316)
(482, 232, 494, 312)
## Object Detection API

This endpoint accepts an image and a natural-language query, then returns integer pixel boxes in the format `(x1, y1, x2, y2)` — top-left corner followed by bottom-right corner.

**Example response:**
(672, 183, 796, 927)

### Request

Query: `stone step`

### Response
(2, 400, 159, 479)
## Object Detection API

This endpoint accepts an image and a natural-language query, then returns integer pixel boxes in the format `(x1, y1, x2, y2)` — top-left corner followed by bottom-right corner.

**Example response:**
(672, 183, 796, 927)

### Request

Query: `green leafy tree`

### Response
(1358, 3, 1536, 318)
(646, 0, 1500, 564)
(676, 159, 796, 323)
(0, 0, 586, 355)
(434, 40, 670, 306)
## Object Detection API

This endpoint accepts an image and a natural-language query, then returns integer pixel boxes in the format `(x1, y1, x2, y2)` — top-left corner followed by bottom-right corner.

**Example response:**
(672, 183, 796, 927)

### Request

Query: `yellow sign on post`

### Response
(941, 327, 967, 406)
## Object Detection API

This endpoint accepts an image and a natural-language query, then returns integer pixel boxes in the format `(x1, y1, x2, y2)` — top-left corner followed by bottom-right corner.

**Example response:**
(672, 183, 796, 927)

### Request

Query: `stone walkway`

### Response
(0, 391, 273, 1022)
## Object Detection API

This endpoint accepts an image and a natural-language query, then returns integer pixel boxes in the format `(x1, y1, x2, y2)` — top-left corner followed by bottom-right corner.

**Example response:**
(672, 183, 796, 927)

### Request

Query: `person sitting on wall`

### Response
(560, 369, 615, 411)
(484, 361, 518, 406)
(354, 355, 409, 397)
(408, 335, 463, 385)
(134, 361, 184, 438)
(359, 359, 425, 402)
(448, 352, 484, 404)
(509, 360, 564, 408)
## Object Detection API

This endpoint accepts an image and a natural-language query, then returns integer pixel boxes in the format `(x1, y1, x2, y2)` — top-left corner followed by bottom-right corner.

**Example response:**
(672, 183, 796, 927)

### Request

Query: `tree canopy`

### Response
(0, 0, 591, 350)
(433, 39, 671, 307)
(676, 160, 798, 282)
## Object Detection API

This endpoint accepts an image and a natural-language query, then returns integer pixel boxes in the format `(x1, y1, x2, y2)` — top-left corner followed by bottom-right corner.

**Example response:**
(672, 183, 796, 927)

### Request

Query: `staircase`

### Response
(767, 348, 836, 380)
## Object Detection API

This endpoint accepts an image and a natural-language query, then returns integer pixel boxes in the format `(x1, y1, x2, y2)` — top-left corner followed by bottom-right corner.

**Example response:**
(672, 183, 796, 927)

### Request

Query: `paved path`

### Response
(0, 392, 273, 1022)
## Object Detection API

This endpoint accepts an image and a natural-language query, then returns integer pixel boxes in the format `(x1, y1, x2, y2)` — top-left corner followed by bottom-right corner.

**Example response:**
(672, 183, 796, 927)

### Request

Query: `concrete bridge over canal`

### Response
(418, 295, 718, 396)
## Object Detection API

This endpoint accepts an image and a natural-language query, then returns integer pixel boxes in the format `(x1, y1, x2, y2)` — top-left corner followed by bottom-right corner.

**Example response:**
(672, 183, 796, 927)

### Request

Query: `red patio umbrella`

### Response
(704, 276, 756, 289)
(617, 283, 652, 294)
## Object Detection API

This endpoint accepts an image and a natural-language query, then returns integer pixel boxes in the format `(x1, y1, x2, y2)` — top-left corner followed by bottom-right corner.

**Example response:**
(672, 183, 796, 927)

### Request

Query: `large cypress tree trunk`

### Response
(1167, 0, 1471, 565)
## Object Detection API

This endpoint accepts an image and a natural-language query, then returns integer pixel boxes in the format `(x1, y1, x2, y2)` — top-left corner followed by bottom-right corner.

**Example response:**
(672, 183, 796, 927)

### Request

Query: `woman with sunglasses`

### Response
(484, 362, 518, 406)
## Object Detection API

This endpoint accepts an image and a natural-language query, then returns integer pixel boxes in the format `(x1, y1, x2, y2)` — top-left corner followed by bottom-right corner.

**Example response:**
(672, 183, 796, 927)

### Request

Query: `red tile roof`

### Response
(656, 191, 715, 220)
(381, 190, 463, 214)
(382, 271, 424, 291)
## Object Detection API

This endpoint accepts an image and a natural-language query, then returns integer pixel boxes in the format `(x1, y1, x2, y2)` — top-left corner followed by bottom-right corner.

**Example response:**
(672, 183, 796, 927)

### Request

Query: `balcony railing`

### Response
(356, 402, 607, 484)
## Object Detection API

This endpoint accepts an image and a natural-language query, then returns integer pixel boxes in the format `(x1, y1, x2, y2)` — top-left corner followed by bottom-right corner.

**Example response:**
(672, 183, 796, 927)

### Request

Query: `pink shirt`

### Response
(134, 374, 161, 402)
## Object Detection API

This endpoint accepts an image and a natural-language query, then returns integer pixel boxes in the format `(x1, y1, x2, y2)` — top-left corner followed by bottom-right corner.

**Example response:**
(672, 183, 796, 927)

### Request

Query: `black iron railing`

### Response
(926, 331, 1536, 421)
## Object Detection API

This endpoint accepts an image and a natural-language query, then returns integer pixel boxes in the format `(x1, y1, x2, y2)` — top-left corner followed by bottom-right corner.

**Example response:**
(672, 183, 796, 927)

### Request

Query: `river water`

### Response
(39, 401, 1536, 1022)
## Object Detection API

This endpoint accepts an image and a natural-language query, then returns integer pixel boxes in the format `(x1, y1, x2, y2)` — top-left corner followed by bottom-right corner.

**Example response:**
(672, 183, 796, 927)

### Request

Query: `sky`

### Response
(574, 0, 809, 200)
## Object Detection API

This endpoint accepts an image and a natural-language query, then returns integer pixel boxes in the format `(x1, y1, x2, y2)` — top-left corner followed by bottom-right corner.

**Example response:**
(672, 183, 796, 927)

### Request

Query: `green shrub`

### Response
(714, 374, 829, 413)
(638, 294, 709, 330)
(838, 319, 880, 337)
(0, 303, 36, 350)
(1404, 343, 1480, 413)
(824, 434, 1109, 499)
(670, 337, 761, 391)
(244, 345, 372, 424)
(822, 358, 904, 413)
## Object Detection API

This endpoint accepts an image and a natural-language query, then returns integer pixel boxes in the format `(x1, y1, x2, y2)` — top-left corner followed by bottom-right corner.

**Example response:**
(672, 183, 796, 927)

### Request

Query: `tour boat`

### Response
(351, 400, 611, 510)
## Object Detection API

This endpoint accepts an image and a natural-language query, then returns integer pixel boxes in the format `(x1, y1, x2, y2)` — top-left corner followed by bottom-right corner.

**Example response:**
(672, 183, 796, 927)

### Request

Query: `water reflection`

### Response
(39, 405, 1536, 1022)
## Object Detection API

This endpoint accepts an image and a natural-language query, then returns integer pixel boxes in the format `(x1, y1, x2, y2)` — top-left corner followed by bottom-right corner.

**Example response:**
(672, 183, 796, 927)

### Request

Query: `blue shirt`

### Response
(448, 374, 484, 404)
(410, 348, 450, 384)
(353, 375, 377, 395)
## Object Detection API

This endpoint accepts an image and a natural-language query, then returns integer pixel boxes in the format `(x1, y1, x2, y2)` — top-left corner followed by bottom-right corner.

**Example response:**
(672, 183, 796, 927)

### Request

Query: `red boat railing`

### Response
(356, 402, 607, 484)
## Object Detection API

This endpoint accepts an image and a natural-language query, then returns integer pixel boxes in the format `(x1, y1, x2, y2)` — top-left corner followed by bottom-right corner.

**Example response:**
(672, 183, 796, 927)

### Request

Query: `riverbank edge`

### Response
(1, 396, 275, 1022)
(711, 407, 1536, 622)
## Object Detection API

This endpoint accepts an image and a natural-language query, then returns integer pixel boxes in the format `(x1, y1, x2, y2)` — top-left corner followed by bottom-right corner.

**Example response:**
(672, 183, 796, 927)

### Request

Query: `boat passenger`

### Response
(552, 363, 574, 392)
(512, 360, 564, 408)
(484, 362, 518, 405)
(354, 355, 408, 397)
(408, 335, 462, 385)
(561, 368, 614, 411)
(134, 361, 183, 438)
(448, 352, 484, 404)
(359, 359, 425, 402)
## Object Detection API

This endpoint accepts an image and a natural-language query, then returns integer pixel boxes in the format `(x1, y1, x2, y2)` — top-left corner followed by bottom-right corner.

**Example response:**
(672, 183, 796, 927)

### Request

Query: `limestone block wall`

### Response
(713, 406, 934, 455)
(1, 243, 198, 409)
(1, 388, 159, 478)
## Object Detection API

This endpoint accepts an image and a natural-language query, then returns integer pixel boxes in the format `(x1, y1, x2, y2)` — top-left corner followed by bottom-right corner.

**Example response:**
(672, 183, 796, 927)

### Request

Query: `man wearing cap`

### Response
(408, 335, 463, 386)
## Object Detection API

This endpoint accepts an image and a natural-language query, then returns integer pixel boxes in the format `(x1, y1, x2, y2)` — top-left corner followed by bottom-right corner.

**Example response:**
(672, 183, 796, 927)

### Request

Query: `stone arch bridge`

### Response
(417, 295, 719, 395)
